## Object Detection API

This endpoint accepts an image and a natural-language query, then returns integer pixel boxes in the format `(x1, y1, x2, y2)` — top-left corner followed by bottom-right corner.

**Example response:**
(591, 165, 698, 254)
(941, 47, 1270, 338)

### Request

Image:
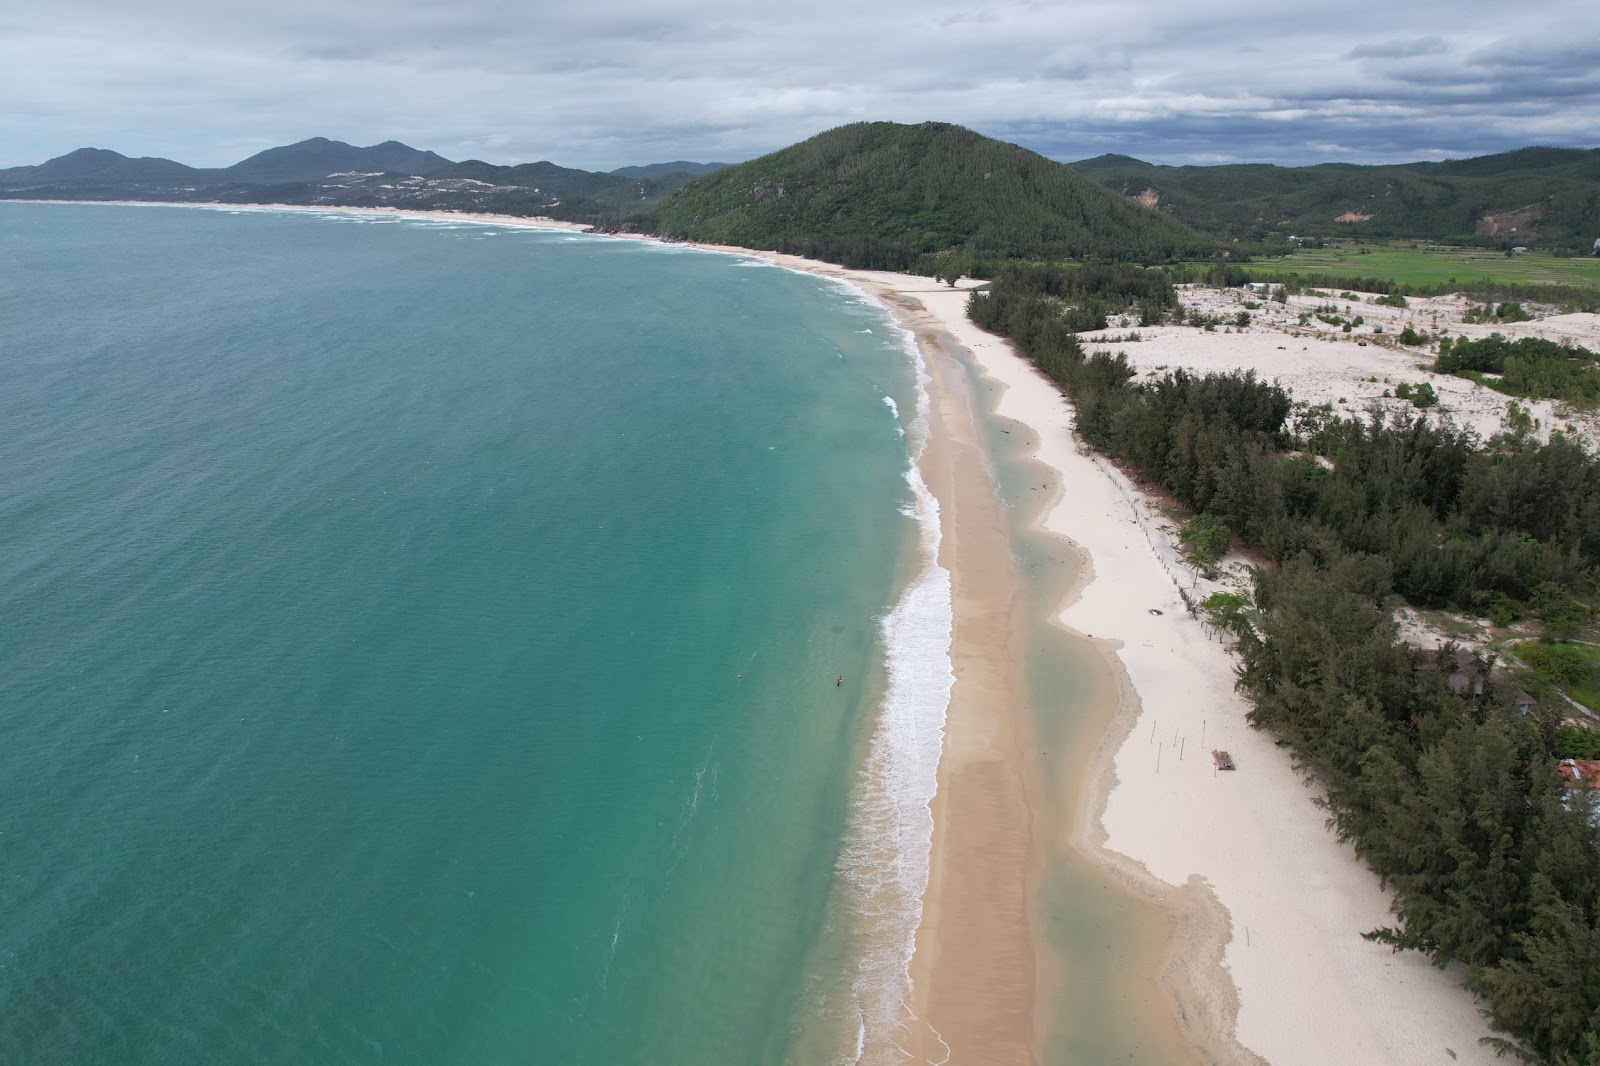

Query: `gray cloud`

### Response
(1, 0, 1596, 170)
(1348, 37, 1449, 60)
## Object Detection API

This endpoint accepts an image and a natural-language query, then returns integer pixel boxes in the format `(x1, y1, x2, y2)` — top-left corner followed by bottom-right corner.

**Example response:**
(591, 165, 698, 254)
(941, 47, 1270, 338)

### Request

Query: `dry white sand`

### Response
(891, 275, 1504, 1065)
(1087, 286, 1600, 446)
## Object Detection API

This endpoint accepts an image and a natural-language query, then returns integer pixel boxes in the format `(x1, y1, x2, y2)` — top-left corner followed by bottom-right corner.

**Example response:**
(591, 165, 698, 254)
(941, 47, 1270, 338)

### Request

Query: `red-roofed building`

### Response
(1556, 759, 1600, 789)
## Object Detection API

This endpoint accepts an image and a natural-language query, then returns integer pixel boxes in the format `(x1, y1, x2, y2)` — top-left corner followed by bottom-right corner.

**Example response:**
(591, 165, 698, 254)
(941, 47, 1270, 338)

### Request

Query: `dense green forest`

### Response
(970, 266, 1600, 1063)
(1436, 335, 1600, 409)
(630, 122, 1221, 271)
(1071, 147, 1600, 252)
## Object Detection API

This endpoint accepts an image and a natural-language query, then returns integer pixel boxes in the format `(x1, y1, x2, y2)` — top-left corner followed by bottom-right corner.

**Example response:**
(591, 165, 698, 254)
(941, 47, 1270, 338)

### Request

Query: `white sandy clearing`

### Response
(1084, 286, 1600, 447)
(854, 272, 1503, 1066)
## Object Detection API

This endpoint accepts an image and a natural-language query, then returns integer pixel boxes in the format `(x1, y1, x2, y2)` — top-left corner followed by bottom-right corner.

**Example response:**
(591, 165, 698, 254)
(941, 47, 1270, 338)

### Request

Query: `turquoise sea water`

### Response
(0, 204, 948, 1064)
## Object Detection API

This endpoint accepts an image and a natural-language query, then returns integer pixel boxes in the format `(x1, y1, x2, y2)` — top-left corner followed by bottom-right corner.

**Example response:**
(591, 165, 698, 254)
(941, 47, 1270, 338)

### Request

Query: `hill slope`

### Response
(611, 161, 727, 179)
(635, 122, 1218, 268)
(429, 159, 625, 198)
(0, 148, 213, 187)
(1072, 149, 1600, 250)
(223, 138, 454, 184)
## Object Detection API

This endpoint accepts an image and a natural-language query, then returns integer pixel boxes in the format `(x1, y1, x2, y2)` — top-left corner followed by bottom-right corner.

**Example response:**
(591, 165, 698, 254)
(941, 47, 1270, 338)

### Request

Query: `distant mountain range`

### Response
(1069, 147, 1600, 251)
(4, 130, 1596, 265)
(0, 138, 728, 218)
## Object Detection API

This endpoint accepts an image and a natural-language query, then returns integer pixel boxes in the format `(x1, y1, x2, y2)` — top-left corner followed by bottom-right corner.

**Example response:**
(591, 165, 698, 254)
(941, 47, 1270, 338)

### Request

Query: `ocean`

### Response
(0, 203, 952, 1064)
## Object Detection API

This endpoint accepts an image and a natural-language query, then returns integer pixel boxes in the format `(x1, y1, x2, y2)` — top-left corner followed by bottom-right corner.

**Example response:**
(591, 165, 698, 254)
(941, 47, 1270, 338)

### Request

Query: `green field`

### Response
(1247, 241, 1600, 289)
(1511, 640, 1600, 713)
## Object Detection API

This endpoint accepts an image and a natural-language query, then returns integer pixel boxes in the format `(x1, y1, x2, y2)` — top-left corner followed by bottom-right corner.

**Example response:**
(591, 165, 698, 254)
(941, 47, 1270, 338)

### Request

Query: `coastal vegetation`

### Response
(1437, 335, 1600, 409)
(969, 264, 1600, 1063)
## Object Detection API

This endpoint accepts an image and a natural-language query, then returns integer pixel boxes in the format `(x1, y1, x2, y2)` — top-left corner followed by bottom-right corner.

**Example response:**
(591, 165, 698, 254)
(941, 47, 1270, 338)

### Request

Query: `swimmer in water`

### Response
(836, 675, 843, 686)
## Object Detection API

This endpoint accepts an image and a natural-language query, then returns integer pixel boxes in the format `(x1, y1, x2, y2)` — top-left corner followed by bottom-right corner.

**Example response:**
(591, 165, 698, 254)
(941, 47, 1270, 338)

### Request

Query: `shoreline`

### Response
(31, 199, 1506, 1062)
(734, 255, 1504, 1063)
(904, 283, 1505, 1064)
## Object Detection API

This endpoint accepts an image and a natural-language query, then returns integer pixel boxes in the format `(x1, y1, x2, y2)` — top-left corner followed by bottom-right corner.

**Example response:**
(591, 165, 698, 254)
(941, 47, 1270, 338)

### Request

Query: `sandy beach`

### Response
(582, 226, 1513, 1062)
(904, 276, 1509, 1064)
(76, 201, 1517, 1061)
(749, 257, 1512, 1063)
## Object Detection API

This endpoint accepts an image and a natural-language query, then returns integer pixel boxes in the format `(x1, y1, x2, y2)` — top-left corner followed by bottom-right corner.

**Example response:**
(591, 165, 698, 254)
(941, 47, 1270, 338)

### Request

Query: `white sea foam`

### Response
(880, 395, 905, 439)
(839, 315, 955, 1062)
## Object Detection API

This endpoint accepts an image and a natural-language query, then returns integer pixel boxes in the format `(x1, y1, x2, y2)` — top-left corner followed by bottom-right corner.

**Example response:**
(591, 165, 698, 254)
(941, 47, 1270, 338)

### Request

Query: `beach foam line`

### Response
(838, 319, 956, 1064)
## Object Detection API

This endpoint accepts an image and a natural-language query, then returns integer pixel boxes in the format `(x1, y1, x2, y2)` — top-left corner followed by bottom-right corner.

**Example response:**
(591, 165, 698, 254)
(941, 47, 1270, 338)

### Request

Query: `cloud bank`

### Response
(2, 0, 1596, 169)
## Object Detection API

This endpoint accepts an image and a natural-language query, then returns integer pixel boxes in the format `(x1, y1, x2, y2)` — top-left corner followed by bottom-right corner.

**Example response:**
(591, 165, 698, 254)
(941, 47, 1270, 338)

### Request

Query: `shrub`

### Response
(1472, 590, 1521, 627)
(1393, 381, 1439, 408)
(1520, 642, 1592, 687)
(1199, 591, 1251, 635)
(1179, 513, 1231, 575)
(1534, 581, 1587, 642)
(1554, 724, 1600, 759)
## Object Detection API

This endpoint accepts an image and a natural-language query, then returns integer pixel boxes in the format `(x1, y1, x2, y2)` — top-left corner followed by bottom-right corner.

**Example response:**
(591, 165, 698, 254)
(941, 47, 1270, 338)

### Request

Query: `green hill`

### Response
(633, 122, 1219, 270)
(223, 138, 453, 183)
(430, 159, 626, 199)
(0, 148, 213, 187)
(1072, 148, 1600, 251)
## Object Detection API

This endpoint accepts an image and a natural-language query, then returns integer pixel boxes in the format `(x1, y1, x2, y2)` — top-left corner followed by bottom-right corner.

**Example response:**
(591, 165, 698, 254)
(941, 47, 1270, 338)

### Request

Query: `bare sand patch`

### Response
(1085, 286, 1600, 446)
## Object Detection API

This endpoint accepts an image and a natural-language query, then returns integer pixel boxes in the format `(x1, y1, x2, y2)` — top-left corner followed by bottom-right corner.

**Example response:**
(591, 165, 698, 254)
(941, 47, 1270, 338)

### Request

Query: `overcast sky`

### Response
(3, 0, 1597, 171)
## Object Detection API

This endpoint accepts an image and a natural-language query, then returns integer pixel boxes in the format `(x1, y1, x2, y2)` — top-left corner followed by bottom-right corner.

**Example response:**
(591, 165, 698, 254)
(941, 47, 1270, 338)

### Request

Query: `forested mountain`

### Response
(223, 138, 454, 183)
(611, 161, 726, 179)
(0, 147, 212, 187)
(632, 122, 1220, 270)
(429, 159, 628, 199)
(1072, 148, 1600, 251)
